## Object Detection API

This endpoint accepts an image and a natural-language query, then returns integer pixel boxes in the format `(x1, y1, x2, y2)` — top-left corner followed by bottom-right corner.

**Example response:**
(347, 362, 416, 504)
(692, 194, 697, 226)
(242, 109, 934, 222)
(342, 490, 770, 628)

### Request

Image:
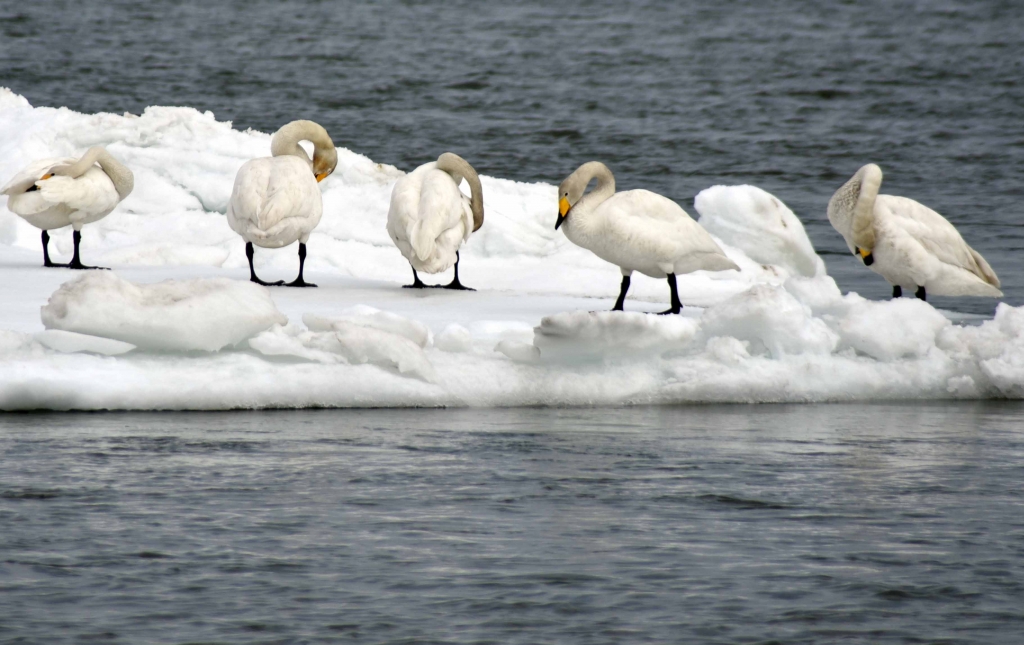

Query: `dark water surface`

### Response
(1, 1, 1023, 312)
(2, 405, 1024, 644)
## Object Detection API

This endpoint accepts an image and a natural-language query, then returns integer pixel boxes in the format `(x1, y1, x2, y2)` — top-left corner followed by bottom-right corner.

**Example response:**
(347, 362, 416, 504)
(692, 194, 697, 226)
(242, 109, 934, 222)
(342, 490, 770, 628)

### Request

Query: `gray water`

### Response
(2, 405, 1024, 644)
(1, 1, 1022, 313)
(3, 3, 1024, 642)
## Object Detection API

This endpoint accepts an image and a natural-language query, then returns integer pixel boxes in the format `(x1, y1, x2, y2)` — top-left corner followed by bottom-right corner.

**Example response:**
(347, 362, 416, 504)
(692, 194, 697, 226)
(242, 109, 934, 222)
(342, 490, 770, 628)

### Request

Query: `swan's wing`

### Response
(228, 157, 320, 234)
(409, 169, 465, 262)
(386, 168, 426, 245)
(595, 190, 739, 274)
(36, 166, 120, 217)
(1, 157, 74, 196)
(258, 158, 321, 231)
(604, 190, 732, 257)
(877, 195, 997, 284)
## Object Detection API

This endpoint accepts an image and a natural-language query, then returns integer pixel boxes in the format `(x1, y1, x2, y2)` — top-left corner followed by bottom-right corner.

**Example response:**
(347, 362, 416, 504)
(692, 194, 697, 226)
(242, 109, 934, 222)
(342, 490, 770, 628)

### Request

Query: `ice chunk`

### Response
(34, 329, 136, 355)
(534, 310, 700, 361)
(695, 185, 825, 278)
(835, 298, 949, 361)
(41, 273, 287, 352)
(699, 285, 838, 357)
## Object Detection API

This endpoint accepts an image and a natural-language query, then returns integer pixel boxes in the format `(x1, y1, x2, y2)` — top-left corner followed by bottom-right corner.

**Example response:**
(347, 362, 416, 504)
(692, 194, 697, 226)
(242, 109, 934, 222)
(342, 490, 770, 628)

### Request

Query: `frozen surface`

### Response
(1, 91, 1022, 409)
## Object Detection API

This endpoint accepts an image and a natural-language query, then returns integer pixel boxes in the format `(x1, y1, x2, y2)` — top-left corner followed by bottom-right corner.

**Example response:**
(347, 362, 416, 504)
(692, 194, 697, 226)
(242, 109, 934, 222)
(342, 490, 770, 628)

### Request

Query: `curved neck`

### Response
(829, 163, 881, 250)
(69, 147, 134, 200)
(437, 152, 483, 232)
(271, 120, 334, 169)
(575, 161, 616, 211)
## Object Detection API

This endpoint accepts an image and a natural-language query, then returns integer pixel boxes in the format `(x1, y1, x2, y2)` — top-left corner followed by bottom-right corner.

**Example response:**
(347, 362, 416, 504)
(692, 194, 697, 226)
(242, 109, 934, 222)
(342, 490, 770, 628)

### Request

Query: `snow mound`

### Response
(41, 273, 287, 352)
(835, 297, 949, 361)
(700, 284, 838, 357)
(534, 310, 700, 361)
(695, 185, 825, 278)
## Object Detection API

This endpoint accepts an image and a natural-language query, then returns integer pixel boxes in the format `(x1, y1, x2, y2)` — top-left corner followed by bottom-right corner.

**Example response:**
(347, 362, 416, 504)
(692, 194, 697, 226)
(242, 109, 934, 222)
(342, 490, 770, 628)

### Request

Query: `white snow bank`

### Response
(1, 91, 1022, 409)
(41, 272, 287, 352)
(696, 184, 825, 278)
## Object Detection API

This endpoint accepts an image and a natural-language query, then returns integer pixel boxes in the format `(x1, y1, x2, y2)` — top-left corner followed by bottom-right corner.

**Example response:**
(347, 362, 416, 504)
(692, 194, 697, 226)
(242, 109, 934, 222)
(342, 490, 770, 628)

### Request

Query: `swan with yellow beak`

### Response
(556, 161, 739, 314)
(226, 120, 338, 287)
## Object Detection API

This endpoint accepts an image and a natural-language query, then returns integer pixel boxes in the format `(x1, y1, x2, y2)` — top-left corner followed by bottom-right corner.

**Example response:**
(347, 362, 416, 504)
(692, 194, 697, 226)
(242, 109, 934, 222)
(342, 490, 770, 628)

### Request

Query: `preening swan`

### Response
(386, 152, 483, 290)
(226, 120, 338, 287)
(1, 146, 133, 269)
(827, 163, 1001, 301)
(556, 162, 739, 314)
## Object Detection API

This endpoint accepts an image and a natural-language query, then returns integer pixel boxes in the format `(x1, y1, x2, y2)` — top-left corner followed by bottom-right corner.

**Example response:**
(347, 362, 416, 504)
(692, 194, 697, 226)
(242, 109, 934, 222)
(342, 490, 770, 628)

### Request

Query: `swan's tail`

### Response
(967, 245, 1001, 289)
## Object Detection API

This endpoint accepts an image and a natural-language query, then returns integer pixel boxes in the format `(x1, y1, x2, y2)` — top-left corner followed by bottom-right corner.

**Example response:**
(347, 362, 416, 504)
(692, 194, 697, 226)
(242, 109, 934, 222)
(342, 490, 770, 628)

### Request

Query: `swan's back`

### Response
(600, 189, 731, 258)
(876, 194, 1000, 289)
(227, 155, 322, 241)
(4, 157, 119, 228)
(387, 162, 471, 272)
(576, 189, 738, 276)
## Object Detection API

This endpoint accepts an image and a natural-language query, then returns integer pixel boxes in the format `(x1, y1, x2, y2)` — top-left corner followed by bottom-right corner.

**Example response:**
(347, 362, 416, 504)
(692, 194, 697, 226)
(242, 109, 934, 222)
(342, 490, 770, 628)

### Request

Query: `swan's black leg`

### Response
(892, 285, 902, 299)
(915, 285, 926, 301)
(41, 230, 65, 267)
(246, 242, 284, 286)
(612, 275, 631, 311)
(66, 230, 108, 270)
(442, 252, 474, 291)
(285, 243, 317, 287)
(403, 266, 429, 289)
(657, 273, 683, 315)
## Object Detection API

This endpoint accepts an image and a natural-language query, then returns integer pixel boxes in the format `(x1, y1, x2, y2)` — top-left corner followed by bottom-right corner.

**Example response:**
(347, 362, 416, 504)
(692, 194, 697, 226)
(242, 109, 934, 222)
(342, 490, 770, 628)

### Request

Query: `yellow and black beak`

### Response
(555, 196, 570, 230)
(40, 173, 53, 180)
(315, 172, 329, 183)
(855, 246, 874, 266)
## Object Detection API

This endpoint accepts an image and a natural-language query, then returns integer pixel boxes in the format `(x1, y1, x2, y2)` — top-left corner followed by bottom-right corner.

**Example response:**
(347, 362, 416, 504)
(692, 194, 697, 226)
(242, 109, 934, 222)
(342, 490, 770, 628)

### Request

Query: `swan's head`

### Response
(313, 146, 338, 183)
(556, 161, 609, 230)
(555, 171, 588, 229)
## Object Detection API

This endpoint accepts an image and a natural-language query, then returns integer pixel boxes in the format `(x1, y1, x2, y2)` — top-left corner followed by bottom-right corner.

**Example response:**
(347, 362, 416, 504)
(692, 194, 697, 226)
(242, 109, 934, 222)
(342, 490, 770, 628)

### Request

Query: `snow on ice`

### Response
(1, 89, 1023, 410)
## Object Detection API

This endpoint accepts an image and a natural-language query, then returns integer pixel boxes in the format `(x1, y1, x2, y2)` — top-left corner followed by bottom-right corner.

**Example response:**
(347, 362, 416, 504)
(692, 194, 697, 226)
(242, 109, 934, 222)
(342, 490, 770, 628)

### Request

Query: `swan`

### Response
(1, 146, 133, 269)
(226, 120, 338, 287)
(386, 152, 483, 290)
(827, 163, 1001, 301)
(556, 162, 739, 314)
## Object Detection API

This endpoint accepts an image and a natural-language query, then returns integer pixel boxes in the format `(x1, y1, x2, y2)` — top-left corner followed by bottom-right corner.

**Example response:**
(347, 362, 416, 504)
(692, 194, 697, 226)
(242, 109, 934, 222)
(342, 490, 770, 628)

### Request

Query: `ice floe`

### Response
(1, 89, 1022, 410)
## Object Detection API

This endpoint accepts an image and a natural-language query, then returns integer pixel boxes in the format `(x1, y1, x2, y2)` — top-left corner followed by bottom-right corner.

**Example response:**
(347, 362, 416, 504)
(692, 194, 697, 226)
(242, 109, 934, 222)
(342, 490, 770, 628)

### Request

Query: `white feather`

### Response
(829, 164, 1001, 297)
(386, 162, 473, 274)
(564, 188, 740, 279)
(225, 155, 323, 248)
(2, 157, 121, 231)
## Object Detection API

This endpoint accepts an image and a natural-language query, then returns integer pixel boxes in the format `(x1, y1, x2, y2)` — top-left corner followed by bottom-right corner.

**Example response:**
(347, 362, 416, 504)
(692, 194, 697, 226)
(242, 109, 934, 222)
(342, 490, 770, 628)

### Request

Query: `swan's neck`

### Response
(64, 147, 134, 200)
(567, 162, 615, 237)
(437, 152, 483, 232)
(270, 120, 334, 170)
(828, 163, 881, 251)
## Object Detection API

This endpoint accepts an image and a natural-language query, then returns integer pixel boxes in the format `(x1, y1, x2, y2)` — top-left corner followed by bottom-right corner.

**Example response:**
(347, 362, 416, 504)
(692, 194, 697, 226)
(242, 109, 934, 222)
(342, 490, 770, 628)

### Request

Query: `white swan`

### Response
(226, 120, 337, 287)
(1, 146, 133, 269)
(556, 162, 739, 314)
(386, 152, 483, 290)
(828, 163, 1001, 300)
